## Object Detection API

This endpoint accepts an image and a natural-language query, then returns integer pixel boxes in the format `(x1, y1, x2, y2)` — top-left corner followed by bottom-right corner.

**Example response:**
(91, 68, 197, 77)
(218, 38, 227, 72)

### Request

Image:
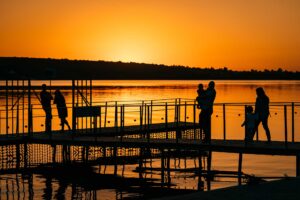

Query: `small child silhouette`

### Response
(241, 106, 258, 142)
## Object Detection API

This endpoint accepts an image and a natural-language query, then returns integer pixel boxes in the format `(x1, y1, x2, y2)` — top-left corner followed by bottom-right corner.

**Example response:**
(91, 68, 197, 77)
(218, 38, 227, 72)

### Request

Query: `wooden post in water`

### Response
(139, 148, 143, 179)
(292, 102, 295, 143)
(238, 153, 243, 186)
(161, 149, 165, 186)
(284, 105, 288, 146)
(114, 146, 118, 176)
(167, 150, 171, 187)
(197, 151, 204, 191)
(296, 154, 300, 177)
(223, 104, 226, 140)
(207, 151, 212, 191)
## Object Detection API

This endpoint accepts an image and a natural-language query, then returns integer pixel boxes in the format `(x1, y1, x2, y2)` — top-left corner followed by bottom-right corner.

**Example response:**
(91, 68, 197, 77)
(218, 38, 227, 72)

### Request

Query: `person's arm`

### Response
(241, 120, 245, 127)
(254, 98, 259, 114)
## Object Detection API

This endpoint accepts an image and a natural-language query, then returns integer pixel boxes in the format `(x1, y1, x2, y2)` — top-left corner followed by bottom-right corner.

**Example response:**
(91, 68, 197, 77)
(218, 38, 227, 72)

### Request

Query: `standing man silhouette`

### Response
(255, 87, 271, 143)
(40, 84, 53, 133)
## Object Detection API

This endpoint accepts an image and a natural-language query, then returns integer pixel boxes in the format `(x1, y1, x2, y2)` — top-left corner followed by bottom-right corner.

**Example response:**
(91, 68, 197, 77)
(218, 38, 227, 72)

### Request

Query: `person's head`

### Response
(198, 83, 204, 91)
(42, 84, 47, 91)
(54, 89, 61, 96)
(246, 105, 254, 114)
(256, 87, 265, 97)
(208, 81, 215, 89)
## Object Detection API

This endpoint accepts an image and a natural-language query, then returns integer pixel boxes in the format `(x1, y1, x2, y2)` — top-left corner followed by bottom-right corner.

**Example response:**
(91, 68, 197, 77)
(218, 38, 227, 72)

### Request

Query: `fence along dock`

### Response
(0, 80, 300, 181)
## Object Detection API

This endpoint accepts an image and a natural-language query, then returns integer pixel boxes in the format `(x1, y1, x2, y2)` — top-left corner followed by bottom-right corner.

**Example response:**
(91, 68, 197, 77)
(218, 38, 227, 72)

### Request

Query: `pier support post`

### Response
(139, 147, 144, 179)
(114, 146, 118, 176)
(167, 150, 171, 187)
(296, 154, 300, 177)
(207, 151, 212, 191)
(238, 153, 243, 185)
(161, 149, 165, 186)
(198, 151, 204, 191)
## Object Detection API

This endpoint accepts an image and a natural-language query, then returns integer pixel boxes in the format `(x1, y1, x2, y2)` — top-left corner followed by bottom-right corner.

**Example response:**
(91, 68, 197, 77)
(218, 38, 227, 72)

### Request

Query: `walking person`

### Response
(254, 87, 271, 143)
(40, 84, 53, 133)
(54, 89, 71, 131)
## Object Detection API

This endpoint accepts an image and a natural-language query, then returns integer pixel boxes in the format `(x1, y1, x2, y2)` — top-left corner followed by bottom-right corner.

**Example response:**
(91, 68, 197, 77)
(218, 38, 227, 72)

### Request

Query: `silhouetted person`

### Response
(196, 83, 206, 138)
(40, 84, 53, 133)
(255, 87, 271, 142)
(241, 106, 258, 142)
(54, 90, 71, 131)
(201, 81, 216, 143)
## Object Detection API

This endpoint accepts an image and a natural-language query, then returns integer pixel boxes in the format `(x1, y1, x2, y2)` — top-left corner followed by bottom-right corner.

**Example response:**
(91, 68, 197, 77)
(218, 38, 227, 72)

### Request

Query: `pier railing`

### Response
(0, 98, 299, 144)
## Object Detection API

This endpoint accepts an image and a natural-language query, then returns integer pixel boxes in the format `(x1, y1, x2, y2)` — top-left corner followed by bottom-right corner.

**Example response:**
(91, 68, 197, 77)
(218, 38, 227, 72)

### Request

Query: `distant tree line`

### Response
(0, 57, 299, 80)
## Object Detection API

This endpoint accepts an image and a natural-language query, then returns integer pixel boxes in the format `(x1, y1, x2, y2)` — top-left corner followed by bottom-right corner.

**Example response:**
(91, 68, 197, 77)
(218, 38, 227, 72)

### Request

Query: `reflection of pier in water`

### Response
(0, 80, 300, 198)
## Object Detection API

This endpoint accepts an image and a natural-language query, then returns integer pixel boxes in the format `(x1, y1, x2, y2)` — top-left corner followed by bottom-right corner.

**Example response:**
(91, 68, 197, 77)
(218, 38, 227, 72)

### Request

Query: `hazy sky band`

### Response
(0, 0, 299, 71)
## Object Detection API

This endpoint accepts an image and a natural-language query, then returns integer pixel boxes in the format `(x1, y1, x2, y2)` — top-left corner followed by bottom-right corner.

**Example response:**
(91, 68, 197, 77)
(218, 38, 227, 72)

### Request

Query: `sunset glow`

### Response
(1, 0, 300, 70)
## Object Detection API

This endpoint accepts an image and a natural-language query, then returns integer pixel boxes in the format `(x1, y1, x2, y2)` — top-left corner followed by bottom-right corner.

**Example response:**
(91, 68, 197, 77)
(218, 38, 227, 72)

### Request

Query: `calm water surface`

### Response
(0, 80, 300, 199)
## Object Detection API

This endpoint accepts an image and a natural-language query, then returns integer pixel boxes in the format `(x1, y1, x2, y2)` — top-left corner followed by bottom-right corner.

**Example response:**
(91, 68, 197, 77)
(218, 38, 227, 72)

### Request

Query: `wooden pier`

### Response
(0, 79, 300, 190)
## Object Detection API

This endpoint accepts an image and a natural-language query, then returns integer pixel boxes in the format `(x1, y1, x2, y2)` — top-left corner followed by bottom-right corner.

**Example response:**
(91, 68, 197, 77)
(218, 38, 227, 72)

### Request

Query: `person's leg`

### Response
(199, 111, 205, 140)
(60, 118, 65, 131)
(207, 114, 212, 142)
(45, 109, 52, 133)
(46, 116, 51, 133)
(202, 110, 210, 143)
(254, 119, 262, 141)
(262, 117, 271, 142)
(65, 119, 71, 130)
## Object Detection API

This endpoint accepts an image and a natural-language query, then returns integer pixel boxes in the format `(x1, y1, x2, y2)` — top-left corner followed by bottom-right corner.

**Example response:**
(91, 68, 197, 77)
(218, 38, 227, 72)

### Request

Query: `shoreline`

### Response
(153, 178, 300, 200)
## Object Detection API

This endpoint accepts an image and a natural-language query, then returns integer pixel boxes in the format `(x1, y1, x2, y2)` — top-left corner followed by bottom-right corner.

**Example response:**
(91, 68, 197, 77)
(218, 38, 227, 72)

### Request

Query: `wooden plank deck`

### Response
(27, 136, 300, 156)
(1, 122, 300, 156)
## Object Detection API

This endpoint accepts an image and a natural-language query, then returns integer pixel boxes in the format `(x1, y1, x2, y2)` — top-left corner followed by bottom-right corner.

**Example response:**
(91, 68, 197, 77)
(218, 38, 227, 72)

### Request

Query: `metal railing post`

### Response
(292, 102, 295, 143)
(223, 104, 226, 140)
(28, 79, 31, 137)
(284, 105, 288, 146)
(115, 102, 118, 134)
(184, 101, 187, 126)
(104, 102, 107, 128)
(165, 102, 168, 139)
(72, 80, 76, 136)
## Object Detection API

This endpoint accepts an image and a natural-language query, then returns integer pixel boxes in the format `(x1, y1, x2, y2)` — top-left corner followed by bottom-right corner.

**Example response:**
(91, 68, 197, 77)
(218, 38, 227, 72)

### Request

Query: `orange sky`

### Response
(0, 0, 300, 71)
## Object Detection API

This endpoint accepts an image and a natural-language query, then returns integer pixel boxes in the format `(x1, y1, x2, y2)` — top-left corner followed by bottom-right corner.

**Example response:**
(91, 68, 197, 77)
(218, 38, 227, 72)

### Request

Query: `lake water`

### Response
(0, 80, 300, 199)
